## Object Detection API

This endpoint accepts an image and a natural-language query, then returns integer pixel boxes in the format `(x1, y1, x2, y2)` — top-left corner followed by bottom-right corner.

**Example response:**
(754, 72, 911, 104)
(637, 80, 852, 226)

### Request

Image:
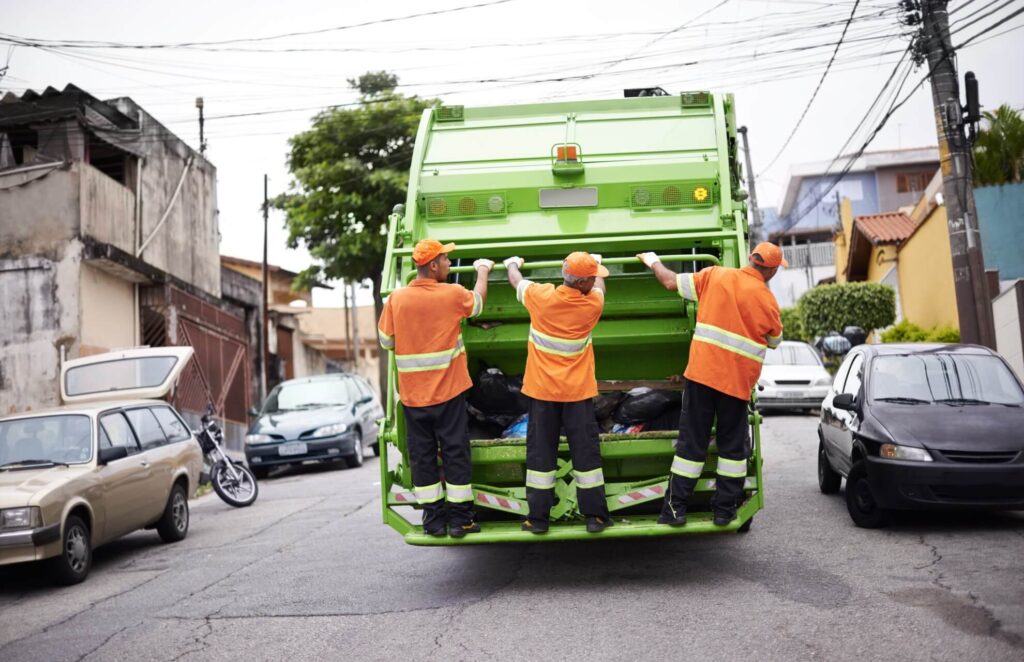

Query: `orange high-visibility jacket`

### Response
(677, 266, 783, 401)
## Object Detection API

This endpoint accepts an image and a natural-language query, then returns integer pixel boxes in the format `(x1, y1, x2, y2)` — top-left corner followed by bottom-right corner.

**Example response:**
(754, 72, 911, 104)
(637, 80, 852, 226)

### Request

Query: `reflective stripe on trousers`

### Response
(414, 482, 444, 504)
(526, 469, 556, 490)
(446, 483, 474, 503)
(573, 467, 605, 488)
(395, 336, 465, 373)
(671, 455, 703, 478)
(692, 323, 767, 363)
(717, 457, 747, 478)
(528, 326, 591, 357)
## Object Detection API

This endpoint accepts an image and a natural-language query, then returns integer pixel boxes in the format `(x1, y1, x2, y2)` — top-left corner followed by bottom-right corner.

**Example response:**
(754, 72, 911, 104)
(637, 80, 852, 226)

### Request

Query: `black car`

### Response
(817, 343, 1024, 528)
(244, 373, 383, 479)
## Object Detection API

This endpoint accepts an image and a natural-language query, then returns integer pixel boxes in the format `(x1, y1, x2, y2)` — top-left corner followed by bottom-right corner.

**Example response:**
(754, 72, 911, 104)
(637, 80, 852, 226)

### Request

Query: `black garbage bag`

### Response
(645, 401, 682, 431)
(467, 417, 506, 440)
(842, 325, 867, 347)
(593, 392, 626, 420)
(613, 387, 676, 424)
(467, 365, 529, 417)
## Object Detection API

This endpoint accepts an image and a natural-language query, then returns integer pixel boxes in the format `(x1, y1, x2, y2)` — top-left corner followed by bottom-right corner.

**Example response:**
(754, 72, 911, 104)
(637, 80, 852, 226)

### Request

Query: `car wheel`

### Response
(845, 460, 890, 528)
(818, 441, 842, 494)
(251, 466, 269, 480)
(372, 442, 381, 457)
(345, 431, 364, 469)
(157, 483, 190, 542)
(51, 515, 92, 585)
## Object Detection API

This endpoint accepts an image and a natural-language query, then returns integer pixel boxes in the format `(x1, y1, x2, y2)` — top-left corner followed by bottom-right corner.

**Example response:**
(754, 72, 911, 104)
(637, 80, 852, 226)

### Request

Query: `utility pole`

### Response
(195, 97, 207, 156)
(737, 126, 762, 248)
(343, 280, 352, 372)
(350, 282, 360, 373)
(916, 0, 995, 347)
(261, 175, 270, 399)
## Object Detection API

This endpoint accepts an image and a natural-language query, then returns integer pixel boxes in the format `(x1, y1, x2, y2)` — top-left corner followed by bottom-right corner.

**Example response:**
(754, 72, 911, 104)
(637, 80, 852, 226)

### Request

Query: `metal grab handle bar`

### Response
(402, 253, 720, 283)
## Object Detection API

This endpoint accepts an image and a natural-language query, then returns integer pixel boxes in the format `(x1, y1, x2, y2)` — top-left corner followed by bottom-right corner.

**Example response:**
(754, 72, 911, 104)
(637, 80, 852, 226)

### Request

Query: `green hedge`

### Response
(797, 282, 896, 339)
(779, 307, 808, 342)
(880, 320, 960, 343)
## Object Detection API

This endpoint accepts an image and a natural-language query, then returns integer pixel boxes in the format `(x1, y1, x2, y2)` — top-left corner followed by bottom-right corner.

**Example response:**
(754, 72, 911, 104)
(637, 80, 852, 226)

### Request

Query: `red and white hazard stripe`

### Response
(476, 492, 522, 511)
(616, 484, 665, 505)
(393, 491, 416, 503)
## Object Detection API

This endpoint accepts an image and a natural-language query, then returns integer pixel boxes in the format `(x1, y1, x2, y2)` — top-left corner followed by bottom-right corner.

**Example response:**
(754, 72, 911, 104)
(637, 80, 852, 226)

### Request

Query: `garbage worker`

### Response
(503, 252, 613, 534)
(636, 242, 785, 527)
(377, 239, 494, 538)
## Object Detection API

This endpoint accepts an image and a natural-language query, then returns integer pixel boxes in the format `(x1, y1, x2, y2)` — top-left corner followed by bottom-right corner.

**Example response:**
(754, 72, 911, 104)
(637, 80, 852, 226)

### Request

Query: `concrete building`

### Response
(0, 85, 252, 445)
(768, 147, 940, 307)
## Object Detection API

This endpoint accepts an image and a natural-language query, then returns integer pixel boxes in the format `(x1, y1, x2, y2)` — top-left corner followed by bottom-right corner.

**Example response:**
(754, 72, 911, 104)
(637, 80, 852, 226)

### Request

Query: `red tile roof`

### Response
(853, 212, 918, 244)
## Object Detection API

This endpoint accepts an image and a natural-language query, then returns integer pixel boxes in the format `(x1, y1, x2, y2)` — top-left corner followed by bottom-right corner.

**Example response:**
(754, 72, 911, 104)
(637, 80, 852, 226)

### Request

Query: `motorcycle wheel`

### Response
(211, 460, 259, 508)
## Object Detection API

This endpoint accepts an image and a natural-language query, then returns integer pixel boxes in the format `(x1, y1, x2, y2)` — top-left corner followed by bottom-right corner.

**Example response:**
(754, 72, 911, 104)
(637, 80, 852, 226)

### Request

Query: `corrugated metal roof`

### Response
(854, 212, 918, 244)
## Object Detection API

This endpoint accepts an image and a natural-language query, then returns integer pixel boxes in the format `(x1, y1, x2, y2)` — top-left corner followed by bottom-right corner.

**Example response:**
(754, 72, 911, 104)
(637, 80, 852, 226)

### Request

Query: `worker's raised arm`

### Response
(470, 259, 494, 315)
(637, 252, 678, 291)
(591, 254, 607, 295)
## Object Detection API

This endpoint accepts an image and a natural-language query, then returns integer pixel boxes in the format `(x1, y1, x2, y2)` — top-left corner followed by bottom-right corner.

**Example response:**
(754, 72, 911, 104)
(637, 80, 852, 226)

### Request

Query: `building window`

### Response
(896, 173, 931, 194)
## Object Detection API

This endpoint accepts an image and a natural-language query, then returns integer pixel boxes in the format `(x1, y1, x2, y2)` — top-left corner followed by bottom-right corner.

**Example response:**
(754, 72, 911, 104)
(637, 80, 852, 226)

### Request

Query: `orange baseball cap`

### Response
(412, 239, 456, 266)
(564, 252, 610, 278)
(751, 242, 788, 268)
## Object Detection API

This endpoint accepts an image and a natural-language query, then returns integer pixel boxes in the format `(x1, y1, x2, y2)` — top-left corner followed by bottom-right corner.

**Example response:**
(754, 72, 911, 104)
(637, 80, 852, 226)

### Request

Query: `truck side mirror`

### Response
(832, 393, 857, 412)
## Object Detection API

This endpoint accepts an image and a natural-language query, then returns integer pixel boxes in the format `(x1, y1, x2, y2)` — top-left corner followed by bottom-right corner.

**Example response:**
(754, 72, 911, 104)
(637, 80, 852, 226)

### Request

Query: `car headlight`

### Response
(880, 443, 933, 462)
(246, 433, 273, 445)
(311, 423, 349, 438)
(0, 506, 42, 531)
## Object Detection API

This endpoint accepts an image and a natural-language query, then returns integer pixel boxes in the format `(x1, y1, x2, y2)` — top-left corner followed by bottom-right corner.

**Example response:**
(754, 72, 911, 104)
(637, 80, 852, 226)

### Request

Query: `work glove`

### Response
(503, 256, 524, 270)
(590, 253, 603, 264)
(473, 259, 495, 272)
(636, 252, 661, 268)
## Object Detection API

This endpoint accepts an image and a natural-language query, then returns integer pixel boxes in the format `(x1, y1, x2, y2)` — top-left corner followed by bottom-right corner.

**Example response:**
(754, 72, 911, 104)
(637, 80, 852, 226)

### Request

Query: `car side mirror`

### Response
(832, 393, 858, 412)
(248, 407, 259, 418)
(98, 446, 129, 465)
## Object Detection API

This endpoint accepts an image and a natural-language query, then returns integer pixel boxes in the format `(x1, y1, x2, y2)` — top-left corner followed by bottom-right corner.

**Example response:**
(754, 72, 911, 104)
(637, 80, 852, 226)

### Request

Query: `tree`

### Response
(275, 72, 435, 393)
(797, 282, 896, 339)
(973, 104, 1024, 186)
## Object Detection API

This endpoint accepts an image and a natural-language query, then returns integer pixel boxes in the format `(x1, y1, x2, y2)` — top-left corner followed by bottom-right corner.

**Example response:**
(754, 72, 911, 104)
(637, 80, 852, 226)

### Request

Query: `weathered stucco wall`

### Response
(80, 163, 135, 255)
(79, 263, 135, 356)
(0, 165, 80, 253)
(0, 243, 82, 415)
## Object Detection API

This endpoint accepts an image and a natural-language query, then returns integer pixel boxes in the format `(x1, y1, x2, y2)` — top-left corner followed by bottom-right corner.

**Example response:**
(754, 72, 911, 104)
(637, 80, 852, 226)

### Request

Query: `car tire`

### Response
(818, 440, 842, 494)
(157, 483, 190, 542)
(251, 466, 269, 480)
(372, 442, 381, 457)
(345, 431, 364, 469)
(845, 460, 890, 528)
(51, 515, 92, 585)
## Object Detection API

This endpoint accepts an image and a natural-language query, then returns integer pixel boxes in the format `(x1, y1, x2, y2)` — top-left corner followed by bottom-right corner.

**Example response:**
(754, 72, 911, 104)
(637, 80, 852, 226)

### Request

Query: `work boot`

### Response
(521, 519, 548, 534)
(586, 516, 613, 533)
(713, 511, 737, 526)
(657, 512, 687, 526)
(449, 522, 481, 539)
(424, 524, 448, 537)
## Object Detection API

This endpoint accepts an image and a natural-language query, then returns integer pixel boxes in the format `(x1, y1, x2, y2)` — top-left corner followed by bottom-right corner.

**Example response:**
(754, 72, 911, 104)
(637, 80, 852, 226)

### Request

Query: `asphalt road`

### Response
(2, 414, 1023, 662)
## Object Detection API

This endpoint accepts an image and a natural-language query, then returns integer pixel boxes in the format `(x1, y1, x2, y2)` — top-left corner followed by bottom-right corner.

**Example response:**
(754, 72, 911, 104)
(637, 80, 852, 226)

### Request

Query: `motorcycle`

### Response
(195, 409, 259, 508)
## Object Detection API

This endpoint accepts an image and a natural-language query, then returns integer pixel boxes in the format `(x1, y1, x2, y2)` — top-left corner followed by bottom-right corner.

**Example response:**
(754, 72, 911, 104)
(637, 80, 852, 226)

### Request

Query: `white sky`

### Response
(3, 0, 1021, 306)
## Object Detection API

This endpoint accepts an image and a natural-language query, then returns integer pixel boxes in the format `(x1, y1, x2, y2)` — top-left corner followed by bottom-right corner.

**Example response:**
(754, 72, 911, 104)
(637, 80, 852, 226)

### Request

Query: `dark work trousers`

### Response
(525, 397, 610, 524)
(661, 378, 751, 519)
(403, 392, 475, 534)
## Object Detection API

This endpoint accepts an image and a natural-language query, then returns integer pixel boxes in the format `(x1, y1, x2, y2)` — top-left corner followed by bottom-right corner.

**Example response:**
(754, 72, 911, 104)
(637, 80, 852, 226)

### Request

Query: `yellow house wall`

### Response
(833, 197, 853, 283)
(866, 245, 899, 284)
(896, 205, 959, 330)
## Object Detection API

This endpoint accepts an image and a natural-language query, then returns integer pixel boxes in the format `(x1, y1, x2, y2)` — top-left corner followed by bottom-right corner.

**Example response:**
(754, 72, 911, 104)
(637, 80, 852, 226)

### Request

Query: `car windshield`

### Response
(764, 344, 822, 366)
(871, 353, 1024, 405)
(0, 415, 93, 467)
(263, 381, 351, 413)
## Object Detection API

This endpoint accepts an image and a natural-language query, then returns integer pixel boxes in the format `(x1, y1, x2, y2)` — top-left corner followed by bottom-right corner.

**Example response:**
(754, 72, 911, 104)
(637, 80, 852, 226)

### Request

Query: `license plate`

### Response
(279, 442, 308, 457)
(786, 391, 807, 399)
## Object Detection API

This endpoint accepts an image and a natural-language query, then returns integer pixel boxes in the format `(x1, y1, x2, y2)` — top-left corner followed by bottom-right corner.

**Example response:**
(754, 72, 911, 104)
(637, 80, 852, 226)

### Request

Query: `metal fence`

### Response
(782, 242, 835, 268)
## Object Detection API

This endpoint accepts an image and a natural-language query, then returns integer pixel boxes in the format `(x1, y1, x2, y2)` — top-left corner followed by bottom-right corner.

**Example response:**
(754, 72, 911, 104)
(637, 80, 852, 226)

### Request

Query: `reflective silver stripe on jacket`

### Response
(716, 457, 748, 478)
(378, 330, 395, 351)
(470, 291, 483, 318)
(692, 323, 767, 363)
(766, 332, 783, 349)
(573, 467, 605, 488)
(446, 483, 474, 503)
(528, 326, 591, 357)
(414, 482, 444, 504)
(671, 455, 704, 478)
(516, 279, 535, 304)
(394, 336, 466, 373)
(526, 469, 556, 489)
(676, 272, 698, 302)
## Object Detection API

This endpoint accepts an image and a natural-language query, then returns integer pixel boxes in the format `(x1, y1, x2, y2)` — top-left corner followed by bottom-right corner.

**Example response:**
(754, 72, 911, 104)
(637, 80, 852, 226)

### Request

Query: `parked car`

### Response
(0, 347, 202, 584)
(757, 341, 833, 413)
(817, 343, 1024, 528)
(244, 373, 383, 478)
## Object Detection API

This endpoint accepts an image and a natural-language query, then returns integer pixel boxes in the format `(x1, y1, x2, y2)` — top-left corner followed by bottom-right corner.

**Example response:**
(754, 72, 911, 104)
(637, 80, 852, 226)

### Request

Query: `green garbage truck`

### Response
(377, 91, 763, 544)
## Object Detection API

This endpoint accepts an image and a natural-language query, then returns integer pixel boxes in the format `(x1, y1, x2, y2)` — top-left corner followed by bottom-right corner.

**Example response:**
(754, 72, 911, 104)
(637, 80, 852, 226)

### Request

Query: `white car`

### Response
(0, 347, 202, 584)
(757, 341, 833, 413)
